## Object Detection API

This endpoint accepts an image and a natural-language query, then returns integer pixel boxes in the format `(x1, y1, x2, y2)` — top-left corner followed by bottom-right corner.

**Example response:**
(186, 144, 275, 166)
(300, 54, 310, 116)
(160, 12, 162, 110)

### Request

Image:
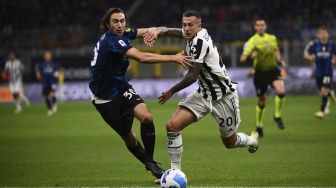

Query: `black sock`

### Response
(52, 96, 57, 105)
(126, 140, 146, 165)
(141, 122, 156, 162)
(321, 96, 328, 111)
(45, 98, 52, 110)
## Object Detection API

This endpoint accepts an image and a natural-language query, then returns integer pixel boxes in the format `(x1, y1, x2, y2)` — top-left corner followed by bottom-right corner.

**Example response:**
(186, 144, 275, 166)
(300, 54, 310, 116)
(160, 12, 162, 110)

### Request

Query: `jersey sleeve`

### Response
(4, 61, 9, 71)
(124, 27, 137, 40)
(332, 42, 336, 55)
(272, 35, 279, 50)
(191, 38, 208, 64)
(307, 41, 315, 54)
(242, 37, 255, 56)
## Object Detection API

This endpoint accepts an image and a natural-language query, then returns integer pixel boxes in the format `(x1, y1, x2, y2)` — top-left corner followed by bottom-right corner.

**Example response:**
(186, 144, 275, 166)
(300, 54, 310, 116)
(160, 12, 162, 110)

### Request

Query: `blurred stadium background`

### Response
(1, 0, 336, 102)
(1, 1, 336, 187)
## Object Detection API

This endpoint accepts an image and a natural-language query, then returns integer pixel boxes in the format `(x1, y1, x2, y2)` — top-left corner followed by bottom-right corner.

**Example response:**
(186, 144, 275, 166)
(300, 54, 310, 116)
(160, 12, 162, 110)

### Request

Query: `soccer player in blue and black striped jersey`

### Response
(35, 50, 60, 116)
(304, 26, 336, 119)
(89, 8, 192, 181)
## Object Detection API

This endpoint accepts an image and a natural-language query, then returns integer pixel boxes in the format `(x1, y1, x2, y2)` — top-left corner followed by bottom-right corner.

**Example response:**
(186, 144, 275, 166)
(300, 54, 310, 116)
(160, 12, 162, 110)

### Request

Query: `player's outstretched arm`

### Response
(126, 47, 193, 69)
(142, 27, 183, 47)
(158, 63, 201, 104)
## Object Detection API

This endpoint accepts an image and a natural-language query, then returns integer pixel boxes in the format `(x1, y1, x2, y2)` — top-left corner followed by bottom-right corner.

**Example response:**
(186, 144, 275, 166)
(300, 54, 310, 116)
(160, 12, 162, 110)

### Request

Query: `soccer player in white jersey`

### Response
(2, 51, 30, 113)
(144, 10, 259, 172)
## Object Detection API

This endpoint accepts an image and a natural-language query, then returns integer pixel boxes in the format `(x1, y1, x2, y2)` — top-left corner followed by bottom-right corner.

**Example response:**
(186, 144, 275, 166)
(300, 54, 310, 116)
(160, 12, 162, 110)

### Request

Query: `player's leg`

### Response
(166, 106, 197, 170)
(49, 86, 57, 113)
(211, 91, 258, 153)
(272, 79, 285, 129)
(253, 72, 267, 137)
(12, 92, 22, 114)
(92, 100, 147, 164)
(10, 83, 22, 113)
(42, 87, 52, 114)
(121, 86, 164, 179)
(318, 86, 330, 118)
(19, 82, 30, 107)
(315, 76, 331, 118)
(134, 103, 156, 162)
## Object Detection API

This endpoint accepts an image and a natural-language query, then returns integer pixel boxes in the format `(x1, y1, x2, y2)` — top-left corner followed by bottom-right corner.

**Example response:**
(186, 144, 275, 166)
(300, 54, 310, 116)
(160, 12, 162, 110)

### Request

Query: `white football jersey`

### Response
(4, 59, 23, 84)
(184, 28, 235, 101)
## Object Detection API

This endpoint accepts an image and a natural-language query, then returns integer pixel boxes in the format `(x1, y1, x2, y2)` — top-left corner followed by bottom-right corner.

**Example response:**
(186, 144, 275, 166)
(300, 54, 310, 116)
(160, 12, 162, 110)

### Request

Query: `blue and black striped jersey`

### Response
(89, 28, 137, 100)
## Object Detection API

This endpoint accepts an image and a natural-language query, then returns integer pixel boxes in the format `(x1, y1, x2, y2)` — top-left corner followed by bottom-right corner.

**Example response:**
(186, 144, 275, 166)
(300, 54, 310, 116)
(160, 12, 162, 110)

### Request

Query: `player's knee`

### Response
(12, 93, 19, 99)
(140, 112, 153, 124)
(166, 120, 181, 133)
(277, 93, 285, 98)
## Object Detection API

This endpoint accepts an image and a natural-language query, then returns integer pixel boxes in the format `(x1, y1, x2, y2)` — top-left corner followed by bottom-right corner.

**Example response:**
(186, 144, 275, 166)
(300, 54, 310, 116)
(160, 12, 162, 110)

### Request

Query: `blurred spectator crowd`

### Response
(1, 0, 336, 50)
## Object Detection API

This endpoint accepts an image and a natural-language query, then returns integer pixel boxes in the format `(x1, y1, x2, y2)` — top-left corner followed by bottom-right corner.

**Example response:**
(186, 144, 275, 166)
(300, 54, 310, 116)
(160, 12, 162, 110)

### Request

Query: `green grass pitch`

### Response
(0, 96, 336, 187)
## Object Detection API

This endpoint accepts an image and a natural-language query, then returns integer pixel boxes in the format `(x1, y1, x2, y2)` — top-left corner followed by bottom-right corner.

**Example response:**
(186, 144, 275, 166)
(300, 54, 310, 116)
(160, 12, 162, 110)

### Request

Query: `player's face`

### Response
(109, 13, 126, 35)
(317, 29, 329, 43)
(255, 20, 267, 35)
(44, 51, 52, 62)
(9, 52, 15, 61)
(182, 16, 201, 41)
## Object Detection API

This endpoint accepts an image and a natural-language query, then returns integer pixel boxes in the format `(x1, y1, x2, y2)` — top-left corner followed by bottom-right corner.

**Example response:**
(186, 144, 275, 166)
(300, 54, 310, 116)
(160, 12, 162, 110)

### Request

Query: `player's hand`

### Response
(174, 52, 194, 69)
(158, 90, 173, 104)
(143, 28, 158, 48)
(247, 69, 255, 77)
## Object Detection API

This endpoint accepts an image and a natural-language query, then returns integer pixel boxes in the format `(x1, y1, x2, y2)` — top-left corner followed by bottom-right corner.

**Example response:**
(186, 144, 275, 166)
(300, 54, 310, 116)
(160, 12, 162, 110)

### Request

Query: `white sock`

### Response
(167, 132, 183, 170)
(21, 95, 30, 105)
(235, 133, 257, 147)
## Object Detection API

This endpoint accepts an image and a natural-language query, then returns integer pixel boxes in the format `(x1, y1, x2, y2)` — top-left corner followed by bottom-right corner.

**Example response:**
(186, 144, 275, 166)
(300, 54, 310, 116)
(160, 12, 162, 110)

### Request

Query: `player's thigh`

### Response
(120, 86, 148, 122)
(167, 106, 197, 132)
(93, 100, 133, 137)
(167, 93, 208, 132)
(211, 92, 241, 138)
(253, 73, 268, 97)
(9, 81, 21, 94)
(133, 103, 152, 123)
(272, 79, 285, 94)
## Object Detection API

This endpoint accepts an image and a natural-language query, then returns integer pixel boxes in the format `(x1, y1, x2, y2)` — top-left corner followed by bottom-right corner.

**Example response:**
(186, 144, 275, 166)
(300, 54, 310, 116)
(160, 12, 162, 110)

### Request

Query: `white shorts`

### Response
(9, 81, 22, 93)
(179, 91, 241, 138)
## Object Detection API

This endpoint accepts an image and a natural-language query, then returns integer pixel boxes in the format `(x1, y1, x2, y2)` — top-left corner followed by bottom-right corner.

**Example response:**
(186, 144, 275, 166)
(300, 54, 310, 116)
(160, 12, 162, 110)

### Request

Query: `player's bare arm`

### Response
(143, 27, 183, 47)
(275, 49, 286, 67)
(304, 52, 316, 62)
(126, 47, 193, 68)
(158, 63, 201, 104)
(240, 54, 249, 63)
(35, 66, 41, 80)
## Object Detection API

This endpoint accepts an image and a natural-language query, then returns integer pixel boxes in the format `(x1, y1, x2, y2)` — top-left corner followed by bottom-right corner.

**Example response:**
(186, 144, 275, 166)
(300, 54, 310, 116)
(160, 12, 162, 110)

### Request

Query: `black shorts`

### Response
(42, 86, 55, 97)
(253, 68, 282, 96)
(315, 75, 333, 90)
(92, 86, 145, 136)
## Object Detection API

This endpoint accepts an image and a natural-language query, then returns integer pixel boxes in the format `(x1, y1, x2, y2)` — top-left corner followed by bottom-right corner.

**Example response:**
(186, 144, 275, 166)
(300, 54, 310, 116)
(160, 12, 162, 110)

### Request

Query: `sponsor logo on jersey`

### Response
(118, 40, 127, 47)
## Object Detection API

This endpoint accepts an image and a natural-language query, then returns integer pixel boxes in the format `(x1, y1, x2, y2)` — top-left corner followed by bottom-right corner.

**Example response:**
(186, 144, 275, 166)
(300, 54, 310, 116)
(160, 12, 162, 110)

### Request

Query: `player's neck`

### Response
(320, 39, 328, 44)
(257, 33, 265, 37)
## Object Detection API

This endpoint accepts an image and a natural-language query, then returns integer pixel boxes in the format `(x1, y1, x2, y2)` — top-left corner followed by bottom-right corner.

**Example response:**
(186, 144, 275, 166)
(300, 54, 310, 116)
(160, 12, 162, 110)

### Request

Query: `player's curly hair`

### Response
(100, 8, 125, 34)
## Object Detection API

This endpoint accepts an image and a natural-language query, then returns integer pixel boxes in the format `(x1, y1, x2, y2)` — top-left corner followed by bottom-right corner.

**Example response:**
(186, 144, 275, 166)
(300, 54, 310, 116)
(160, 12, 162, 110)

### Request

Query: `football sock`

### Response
(167, 132, 183, 170)
(51, 96, 57, 105)
(275, 94, 285, 118)
(14, 100, 22, 110)
(140, 122, 155, 162)
(126, 140, 146, 164)
(235, 133, 257, 147)
(321, 96, 328, 112)
(45, 98, 52, 110)
(256, 105, 264, 127)
(21, 95, 30, 106)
